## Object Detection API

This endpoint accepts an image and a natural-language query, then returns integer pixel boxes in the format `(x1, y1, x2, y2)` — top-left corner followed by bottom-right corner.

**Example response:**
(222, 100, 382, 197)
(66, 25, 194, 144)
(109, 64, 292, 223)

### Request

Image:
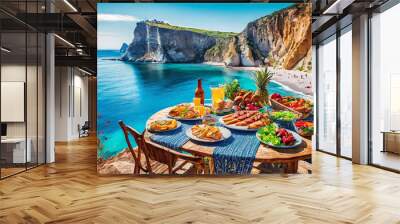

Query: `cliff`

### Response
(121, 21, 235, 63)
(120, 43, 129, 54)
(122, 3, 312, 71)
(243, 3, 312, 70)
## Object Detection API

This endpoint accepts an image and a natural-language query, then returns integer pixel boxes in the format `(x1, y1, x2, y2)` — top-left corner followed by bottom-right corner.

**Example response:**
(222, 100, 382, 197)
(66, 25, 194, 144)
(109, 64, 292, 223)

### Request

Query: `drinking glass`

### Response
(196, 105, 206, 116)
(193, 97, 201, 107)
(211, 85, 225, 110)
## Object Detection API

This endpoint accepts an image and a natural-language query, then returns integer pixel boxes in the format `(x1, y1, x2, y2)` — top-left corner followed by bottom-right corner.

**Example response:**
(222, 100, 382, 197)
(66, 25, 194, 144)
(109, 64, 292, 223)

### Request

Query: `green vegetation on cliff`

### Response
(205, 39, 227, 58)
(145, 21, 238, 39)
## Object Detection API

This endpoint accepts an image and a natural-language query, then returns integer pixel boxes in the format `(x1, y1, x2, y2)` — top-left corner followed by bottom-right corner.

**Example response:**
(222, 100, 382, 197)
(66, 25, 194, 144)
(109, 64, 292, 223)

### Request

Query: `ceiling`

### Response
(1, 0, 396, 74)
(0, 0, 97, 74)
(311, 0, 392, 44)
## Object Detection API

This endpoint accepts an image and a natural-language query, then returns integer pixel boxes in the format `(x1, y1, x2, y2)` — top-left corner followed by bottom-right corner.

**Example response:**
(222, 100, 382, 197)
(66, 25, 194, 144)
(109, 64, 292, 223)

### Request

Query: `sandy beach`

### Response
(203, 62, 313, 97)
(268, 67, 313, 96)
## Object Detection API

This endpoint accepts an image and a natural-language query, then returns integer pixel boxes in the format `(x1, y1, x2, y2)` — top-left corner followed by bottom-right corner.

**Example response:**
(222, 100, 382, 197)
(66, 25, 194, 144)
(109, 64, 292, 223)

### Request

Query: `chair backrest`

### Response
(118, 120, 178, 173)
(144, 140, 178, 167)
(144, 140, 203, 174)
(118, 121, 142, 163)
(119, 121, 200, 174)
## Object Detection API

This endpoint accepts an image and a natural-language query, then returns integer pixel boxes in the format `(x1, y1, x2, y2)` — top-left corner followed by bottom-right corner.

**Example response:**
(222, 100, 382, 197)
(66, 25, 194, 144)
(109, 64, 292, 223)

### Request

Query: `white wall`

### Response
(74, 73, 89, 137)
(1, 64, 43, 138)
(1, 64, 26, 138)
(1, 63, 46, 164)
(55, 66, 69, 141)
(54, 67, 89, 141)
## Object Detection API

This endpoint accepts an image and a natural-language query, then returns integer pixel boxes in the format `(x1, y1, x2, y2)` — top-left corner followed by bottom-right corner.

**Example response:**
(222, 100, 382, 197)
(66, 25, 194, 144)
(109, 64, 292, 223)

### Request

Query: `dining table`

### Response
(144, 106, 312, 174)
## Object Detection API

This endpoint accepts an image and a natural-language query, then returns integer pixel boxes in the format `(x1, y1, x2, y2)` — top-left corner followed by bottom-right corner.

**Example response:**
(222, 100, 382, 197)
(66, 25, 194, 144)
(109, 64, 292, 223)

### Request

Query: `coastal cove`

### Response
(97, 50, 311, 160)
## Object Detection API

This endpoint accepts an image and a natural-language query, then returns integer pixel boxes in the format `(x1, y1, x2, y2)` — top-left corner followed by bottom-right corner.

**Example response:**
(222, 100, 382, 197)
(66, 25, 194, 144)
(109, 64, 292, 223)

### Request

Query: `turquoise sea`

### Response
(97, 50, 305, 159)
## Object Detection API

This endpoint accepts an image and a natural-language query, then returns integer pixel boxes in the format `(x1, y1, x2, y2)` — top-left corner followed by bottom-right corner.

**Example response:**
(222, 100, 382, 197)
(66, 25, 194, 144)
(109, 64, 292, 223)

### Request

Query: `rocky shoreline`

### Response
(97, 148, 135, 175)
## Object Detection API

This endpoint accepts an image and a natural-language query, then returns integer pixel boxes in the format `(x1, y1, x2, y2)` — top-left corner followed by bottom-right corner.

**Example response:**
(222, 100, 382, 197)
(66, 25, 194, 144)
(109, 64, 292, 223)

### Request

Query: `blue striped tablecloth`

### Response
(148, 116, 260, 175)
(212, 129, 260, 175)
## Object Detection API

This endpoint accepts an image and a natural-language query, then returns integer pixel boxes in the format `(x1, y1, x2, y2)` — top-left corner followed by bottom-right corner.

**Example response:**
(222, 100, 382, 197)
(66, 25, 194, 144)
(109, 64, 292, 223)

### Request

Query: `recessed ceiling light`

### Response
(78, 67, 93, 76)
(54, 34, 75, 48)
(63, 0, 78, 12)
(323, 0, 355, 15)
(1, 47, 11, 53)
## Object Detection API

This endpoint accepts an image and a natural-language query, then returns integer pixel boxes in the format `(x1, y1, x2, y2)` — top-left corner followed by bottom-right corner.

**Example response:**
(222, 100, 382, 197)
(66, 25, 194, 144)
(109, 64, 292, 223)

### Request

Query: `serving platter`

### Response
(218, 117, 259, 132)
(185, 126, 231, 143)
(167, 114, 203, 121)
(147, 119, 182, 133)
(256, 130, 302, 149)
(167, 103, 207, 121)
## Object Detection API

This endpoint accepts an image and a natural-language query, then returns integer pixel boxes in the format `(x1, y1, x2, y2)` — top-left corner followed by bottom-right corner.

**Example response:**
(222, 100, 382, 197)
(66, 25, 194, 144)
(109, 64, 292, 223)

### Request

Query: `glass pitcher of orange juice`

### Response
(211, 85, 225, 110)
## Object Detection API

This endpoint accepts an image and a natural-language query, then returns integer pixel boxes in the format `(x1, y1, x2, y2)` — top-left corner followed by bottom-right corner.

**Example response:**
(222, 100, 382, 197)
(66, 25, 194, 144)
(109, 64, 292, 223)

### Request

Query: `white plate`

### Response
(166, 103, 204, 121)
(167, 114, 203, 121)
(218, 117, 259, 132)
(185, 126, 231, 143)
(147, 119, 182, 133)
(256, 130, 302, 149)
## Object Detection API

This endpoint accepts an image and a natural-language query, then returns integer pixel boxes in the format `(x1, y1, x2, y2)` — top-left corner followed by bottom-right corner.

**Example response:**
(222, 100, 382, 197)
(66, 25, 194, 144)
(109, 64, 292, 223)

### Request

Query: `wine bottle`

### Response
(195, 79, 204, 105)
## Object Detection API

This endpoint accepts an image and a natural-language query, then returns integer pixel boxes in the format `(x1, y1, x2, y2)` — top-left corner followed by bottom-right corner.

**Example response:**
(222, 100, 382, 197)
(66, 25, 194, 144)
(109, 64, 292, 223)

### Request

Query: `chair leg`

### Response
(131, 147, 150, 174)
(133, 161, 140, 175)
(195, 163, 204, 175)
(209, 157, 215, 175)
(168, 164, 173, 174)
(145, 158, 153, 175)
(141, 148, 153, 174)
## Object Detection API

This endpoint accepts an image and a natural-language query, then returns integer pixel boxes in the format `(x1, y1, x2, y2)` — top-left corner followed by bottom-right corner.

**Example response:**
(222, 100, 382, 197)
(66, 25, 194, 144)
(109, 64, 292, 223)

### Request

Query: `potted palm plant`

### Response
(252, 67, 273, 106)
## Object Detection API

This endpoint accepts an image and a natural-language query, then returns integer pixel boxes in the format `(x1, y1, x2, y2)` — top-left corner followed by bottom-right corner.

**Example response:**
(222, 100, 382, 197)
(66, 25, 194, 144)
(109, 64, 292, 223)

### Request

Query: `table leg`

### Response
(284, 161, 298, 174)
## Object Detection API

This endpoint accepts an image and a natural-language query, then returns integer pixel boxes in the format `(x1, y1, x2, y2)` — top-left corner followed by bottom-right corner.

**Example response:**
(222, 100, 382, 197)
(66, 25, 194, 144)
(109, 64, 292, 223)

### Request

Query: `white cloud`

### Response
(98, 14, 139, 22)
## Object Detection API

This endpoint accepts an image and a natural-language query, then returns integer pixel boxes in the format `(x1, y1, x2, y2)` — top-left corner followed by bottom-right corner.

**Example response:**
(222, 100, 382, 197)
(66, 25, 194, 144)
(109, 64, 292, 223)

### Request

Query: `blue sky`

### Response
(97, 3, 293, 50)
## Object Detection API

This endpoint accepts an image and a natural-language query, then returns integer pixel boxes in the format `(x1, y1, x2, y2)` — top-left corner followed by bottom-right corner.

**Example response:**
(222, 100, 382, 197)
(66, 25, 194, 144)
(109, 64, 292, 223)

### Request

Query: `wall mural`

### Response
(97, 3, 313, 175)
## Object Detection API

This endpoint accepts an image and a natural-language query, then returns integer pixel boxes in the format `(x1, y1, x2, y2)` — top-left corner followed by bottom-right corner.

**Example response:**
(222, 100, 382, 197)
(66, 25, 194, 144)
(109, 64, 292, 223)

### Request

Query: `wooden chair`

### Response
(119, 121, 205, 175)
(118, 121, 148, 174)
(143, 140, 205, 175)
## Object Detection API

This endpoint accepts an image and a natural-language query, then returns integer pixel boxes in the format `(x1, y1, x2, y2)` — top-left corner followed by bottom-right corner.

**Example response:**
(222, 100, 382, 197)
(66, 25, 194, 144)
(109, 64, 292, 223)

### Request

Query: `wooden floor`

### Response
(0, 136, 400, 223)
(372, 150, 400, 171)
(0, 167, 26, 178)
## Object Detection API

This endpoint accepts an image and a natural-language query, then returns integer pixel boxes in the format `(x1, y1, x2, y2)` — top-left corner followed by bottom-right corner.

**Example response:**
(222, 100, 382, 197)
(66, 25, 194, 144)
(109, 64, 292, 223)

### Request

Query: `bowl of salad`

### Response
(293, 120, 314, 137)
(256, 123, 302, 149)
(269, 110, 299, 131)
